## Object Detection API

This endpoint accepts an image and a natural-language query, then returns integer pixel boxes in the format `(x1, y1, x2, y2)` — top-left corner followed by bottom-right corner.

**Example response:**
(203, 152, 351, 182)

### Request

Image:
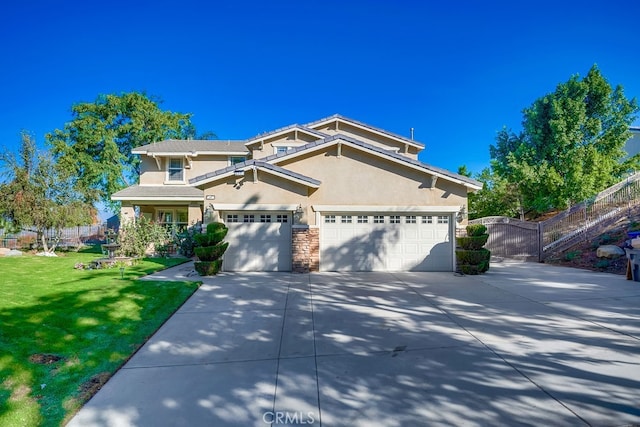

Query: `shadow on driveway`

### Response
(68, 263, 640, 426)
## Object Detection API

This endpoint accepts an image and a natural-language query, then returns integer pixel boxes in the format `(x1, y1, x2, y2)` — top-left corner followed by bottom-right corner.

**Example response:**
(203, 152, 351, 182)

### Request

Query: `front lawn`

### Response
(0, 248, 200, 426)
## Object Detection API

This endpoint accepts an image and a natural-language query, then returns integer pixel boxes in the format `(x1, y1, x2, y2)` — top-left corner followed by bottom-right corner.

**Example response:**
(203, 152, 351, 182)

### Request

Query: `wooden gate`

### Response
(468, 216, 540, 261)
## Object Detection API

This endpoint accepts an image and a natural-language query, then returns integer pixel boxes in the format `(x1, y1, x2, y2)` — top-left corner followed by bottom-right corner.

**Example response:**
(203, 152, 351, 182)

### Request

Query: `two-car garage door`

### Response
(320, 213, 453, 271)
(220, 211, 453, 272)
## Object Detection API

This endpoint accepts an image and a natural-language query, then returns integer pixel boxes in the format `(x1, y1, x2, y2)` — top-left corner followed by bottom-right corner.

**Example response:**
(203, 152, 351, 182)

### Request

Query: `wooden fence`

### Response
(0, 224, 107, 249)
(469, 172, 640, 261)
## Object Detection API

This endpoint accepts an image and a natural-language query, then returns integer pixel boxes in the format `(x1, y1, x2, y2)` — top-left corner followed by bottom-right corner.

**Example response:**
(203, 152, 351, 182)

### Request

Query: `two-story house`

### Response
(112, 114, 482, 272)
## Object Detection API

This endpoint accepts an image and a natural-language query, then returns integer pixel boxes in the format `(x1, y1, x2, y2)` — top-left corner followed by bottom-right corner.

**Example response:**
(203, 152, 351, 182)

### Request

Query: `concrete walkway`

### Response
(68, 261, 640, 426)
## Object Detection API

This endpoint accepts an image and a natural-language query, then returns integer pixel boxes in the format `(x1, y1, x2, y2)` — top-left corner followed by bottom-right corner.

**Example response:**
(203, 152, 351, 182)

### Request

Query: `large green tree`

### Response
(490, 65, 639, 216)
(0, 132, 94, 253)
(48, 92, 196, 209)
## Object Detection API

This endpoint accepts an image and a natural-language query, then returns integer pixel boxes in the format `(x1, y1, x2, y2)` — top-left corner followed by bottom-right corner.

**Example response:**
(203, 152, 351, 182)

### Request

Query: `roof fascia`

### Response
(245, 126, 324, 147)
(192, 163, 320, 188)
(308, 116, 424, 150)
(270, 136, 482, 190)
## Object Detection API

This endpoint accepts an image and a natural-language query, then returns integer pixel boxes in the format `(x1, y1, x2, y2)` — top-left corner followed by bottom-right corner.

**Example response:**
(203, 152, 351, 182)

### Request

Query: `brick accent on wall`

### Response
(309, 227, 319, 272)
(292, 226, 320, 273)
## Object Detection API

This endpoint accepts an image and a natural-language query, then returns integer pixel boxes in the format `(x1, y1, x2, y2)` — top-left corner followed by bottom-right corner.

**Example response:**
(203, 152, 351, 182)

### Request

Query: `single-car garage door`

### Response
(222, 212, 292, 271)
(320, 213, 452, 271)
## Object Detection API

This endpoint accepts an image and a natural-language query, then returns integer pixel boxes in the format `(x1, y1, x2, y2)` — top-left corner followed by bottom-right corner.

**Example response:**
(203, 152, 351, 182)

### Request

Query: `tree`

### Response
(0, 132, 94, 254)
(47, 92, 196, 210)
(490, 65, 639, 216)
(458, 165, 522, 220)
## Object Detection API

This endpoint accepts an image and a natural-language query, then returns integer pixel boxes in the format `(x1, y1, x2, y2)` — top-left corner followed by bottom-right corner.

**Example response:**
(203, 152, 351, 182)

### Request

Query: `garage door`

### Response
(320, 213, 452, 271)
(222, 212, 292, 271)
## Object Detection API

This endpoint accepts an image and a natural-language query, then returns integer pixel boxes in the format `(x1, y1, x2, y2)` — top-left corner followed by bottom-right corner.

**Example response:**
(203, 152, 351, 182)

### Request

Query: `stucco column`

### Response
(120, 203, 136, 226)
(188, 203, 203, 226)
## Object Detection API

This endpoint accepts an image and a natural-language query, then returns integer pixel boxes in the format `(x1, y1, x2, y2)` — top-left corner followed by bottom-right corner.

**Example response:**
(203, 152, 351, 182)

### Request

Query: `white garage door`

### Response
(222, 212, 292, 271)
(320, 213, 452, 271)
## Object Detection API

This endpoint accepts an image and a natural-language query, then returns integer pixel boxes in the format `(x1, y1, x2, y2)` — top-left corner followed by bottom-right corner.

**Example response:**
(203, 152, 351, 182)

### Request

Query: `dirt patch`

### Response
(29, 353, 64, 364)
(545, 216, 638, 275)
(77, 372, 111, 402)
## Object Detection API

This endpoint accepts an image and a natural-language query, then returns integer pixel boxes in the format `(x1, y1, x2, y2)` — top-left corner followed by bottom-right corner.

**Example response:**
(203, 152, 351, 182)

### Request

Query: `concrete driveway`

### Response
(68, 261, 640, 427)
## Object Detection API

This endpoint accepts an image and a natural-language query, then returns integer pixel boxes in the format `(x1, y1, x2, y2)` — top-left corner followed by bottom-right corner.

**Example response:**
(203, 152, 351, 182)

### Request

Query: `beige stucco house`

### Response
(112, 114, 482, 272)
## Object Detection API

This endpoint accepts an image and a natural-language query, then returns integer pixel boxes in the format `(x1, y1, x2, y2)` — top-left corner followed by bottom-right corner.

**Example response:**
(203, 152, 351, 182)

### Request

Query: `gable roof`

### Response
(244, 124, 328, 147)
(257, 133, 482, 190)
(132, 139, 248, 156)
(189, 159, 321, 188)
(305, 114, 425, 150)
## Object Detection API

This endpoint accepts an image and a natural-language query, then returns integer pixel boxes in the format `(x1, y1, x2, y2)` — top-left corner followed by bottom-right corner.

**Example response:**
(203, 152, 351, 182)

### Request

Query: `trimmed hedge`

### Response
(456, 234, 489, 250)
(195, 242, 229, 261)
(194, 222, 228, 276)
(466, 224, 487, 237)
(456, 248, 490, 265)
(456, 224, 490, 275)
(195, 260, 223, 276)
(194, 228, 228, 247)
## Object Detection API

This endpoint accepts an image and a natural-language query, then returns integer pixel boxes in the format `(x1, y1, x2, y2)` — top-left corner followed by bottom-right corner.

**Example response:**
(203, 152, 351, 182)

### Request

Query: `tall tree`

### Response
(0, 132, 94, 253)
(490, 65, 639, 216)
(47, 92, 196, 209)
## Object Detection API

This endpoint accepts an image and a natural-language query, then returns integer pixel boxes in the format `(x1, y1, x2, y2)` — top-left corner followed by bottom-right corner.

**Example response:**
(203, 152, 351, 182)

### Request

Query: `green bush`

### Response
(194, 228, 228, 247)
(456, 248, 490, 264)
(174, 223, 202, 257)
(564, 250, 582, 261)
(118, 216, 171, 258)
(194, 242, 229, 261)
(194, 222, 228, 276)
(456, 234, 489, 250)
(194, 260, 223, 276)
(466, 224, 487, 237)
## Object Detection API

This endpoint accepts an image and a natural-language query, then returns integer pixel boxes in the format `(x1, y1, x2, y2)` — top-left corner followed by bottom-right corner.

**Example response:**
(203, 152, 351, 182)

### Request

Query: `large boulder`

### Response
(596, 245, 625, 259)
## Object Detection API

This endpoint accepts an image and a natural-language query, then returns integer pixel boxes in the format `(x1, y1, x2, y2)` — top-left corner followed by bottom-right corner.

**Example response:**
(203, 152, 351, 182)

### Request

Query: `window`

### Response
(438, 215, 449, 224)
(357, 215, 368, 223)
(373, 215, 385, 224)
(167, 158, 184, 181)
(389, 215, 401, 224)
(260, 214, 271, 223)
(227, 214, 239, 223)
(243, 214, 255, 223)
(230, 156, 246, 165)
(422, 216, 433, 224)
(324, 215, 336, 223)
(405, 215, 417, 224)
(341, 215, 352, 223)
(276, 214, 288, 223)
(157, 209, 188, 233)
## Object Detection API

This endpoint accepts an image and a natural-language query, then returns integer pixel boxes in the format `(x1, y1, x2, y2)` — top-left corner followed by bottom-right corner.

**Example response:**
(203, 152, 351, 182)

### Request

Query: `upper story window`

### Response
(167, 158, 184, 182)
(229, 156, 246, 165)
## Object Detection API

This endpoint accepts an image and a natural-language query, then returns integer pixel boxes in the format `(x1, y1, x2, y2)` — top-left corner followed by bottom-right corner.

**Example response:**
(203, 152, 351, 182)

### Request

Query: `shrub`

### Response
(456, 235, 489, 250)
(466, 224, 487, 237)
(195, 259, 223, 276)
(118, 216, 170, 258)
(594, 259, 610, 270)
(564, 250, 582, 261)
(194, 222, 229, 276)
(456, 227, 490, 275)
(174, 223, 202, 257)
(194, 242, 229, 261)
(456, 248, 490, 264)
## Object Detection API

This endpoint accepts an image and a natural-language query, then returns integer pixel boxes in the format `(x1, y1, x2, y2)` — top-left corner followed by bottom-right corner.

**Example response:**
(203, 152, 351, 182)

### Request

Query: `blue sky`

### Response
(1, 0, 639, 175)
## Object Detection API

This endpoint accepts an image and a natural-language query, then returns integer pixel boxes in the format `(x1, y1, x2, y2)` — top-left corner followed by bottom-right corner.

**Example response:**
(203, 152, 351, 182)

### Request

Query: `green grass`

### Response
(0, 248, 200, 426)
